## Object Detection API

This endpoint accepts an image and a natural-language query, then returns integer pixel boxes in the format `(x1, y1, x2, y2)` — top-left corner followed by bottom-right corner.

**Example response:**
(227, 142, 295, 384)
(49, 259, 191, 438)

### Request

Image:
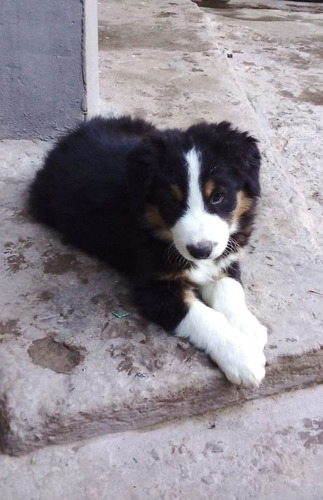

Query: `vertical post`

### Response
(84, 0, 100, 118)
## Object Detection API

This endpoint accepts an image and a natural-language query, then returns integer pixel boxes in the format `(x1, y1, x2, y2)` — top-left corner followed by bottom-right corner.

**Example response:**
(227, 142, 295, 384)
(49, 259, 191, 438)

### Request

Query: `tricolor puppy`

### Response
(29, 116, 267, 387)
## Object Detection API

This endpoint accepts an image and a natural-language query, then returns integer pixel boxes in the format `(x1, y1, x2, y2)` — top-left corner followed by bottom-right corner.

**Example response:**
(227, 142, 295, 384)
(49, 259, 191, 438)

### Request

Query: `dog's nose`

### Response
(186, 241, 214, 260)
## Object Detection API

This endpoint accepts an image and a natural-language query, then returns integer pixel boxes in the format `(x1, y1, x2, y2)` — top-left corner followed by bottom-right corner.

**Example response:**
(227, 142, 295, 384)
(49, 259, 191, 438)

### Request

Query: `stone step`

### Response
(1, 0, 323, 456)
(1, 384, 323, 499)
(0, 138, 322, 456)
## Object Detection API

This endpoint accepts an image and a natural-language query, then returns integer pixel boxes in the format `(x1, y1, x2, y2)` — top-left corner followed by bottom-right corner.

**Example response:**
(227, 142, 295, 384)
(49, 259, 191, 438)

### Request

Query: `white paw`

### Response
(210, 335, 266, 388)
(227, 311, 268, 351)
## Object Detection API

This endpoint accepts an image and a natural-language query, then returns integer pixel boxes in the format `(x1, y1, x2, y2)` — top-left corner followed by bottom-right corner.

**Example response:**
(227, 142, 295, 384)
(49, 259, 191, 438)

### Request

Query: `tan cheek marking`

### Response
(204, 179, 216, 199)
(232, 190, 253, 225)
(156, 276, 197, 306)
(171, 185, 184, 202)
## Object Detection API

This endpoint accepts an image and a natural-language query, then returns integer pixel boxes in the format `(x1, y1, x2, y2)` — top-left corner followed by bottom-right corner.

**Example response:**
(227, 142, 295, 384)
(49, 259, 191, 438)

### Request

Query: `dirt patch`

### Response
(298, 417, 323, 448)
(5, 253, 28, 273)
(42, 252, 82, 276)
(0, 319, 21, 343)
(193, 0, 323, 14)
(0, 399, 10, 452)
(36, 290, 55, 302)
(300, 90, 323, 107)
(41, 251, 99, 284)
(28, 337, 85, 374)
(4, 238, 33, 273)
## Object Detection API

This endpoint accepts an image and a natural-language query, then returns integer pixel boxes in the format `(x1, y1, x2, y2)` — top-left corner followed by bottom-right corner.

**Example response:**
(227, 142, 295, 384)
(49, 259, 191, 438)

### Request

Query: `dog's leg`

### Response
(134, 280, 266, 387)
(201, 276, 268, 350)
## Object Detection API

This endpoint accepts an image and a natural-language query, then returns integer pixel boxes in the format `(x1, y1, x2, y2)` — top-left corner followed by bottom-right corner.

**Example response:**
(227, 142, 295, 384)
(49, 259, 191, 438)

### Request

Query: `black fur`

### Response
(29, 116, 260, 333)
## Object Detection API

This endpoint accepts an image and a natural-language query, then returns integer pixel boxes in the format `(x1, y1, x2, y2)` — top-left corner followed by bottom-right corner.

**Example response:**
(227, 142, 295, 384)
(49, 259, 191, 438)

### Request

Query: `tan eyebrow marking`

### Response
(204, 179, 217, 198)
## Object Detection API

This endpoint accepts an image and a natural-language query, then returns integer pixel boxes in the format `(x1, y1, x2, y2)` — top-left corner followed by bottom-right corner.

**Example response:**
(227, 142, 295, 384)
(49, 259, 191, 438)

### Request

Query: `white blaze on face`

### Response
(171, 147, 230, 261)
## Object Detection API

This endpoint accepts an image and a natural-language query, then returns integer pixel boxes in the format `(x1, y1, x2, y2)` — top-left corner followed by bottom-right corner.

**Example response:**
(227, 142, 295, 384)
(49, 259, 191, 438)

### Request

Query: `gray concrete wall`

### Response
(0, 0, 99, 139)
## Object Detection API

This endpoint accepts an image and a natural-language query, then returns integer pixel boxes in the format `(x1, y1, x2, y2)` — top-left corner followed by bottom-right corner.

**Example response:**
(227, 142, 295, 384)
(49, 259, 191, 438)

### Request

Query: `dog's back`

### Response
(29, 116, 156, 272)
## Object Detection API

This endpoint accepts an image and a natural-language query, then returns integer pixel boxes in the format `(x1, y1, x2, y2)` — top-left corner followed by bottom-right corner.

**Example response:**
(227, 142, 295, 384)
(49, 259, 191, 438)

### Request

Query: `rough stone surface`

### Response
(0, 385, 323, 499)
(0, 0, 323, 459)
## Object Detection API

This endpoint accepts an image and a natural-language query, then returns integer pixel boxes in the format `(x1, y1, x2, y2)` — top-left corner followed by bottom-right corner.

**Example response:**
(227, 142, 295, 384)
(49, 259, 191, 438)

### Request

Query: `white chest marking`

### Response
(185, 251, 241, 286)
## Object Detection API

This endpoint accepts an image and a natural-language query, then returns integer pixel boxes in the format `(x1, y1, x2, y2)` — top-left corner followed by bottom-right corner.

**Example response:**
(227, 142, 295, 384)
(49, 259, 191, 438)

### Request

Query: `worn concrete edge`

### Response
(1, 348, 322, 456)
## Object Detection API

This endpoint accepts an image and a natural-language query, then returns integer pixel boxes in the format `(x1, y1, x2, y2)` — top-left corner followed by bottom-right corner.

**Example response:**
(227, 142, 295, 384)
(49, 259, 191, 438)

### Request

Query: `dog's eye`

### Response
(210, 192, 224, 205)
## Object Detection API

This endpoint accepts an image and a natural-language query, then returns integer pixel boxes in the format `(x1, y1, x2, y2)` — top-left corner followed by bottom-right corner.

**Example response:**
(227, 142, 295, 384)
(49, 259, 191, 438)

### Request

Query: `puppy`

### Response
(29, 116, 267, 387)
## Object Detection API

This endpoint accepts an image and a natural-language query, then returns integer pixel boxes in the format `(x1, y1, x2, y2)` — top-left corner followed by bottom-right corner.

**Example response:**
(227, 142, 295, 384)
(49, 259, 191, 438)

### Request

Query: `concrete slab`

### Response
(1, 0, 323, 456)
(1, 385, 323, 499)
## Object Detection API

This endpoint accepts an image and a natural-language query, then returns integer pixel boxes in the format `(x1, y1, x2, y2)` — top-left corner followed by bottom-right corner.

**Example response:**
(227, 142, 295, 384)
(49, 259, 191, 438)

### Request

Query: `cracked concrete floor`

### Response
(1, 0, 323, 497)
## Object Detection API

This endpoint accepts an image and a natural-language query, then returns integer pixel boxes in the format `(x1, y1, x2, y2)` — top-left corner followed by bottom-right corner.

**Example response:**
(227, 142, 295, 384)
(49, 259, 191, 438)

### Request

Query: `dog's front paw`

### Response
(228, 311, 268, 351)
(241, 314, 268, 351)
(210, 336, 266, 388)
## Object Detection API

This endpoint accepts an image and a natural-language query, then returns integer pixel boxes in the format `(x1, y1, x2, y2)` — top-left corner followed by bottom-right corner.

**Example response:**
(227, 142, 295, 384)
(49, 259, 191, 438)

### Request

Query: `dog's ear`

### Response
(127, 132, 166, 206)
(187, 121, 261, 197)
(233, 131, 261, 197)
(216, 122, 261, 197)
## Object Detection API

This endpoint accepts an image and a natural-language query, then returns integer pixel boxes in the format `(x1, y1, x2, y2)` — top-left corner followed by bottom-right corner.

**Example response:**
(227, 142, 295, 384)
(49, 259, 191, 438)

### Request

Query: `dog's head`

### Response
(127, 121, 261, 262)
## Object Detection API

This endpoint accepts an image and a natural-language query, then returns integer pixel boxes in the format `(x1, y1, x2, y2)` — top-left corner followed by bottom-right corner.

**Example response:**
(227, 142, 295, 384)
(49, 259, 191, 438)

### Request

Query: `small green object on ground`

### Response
(112, 310, 130, 319)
